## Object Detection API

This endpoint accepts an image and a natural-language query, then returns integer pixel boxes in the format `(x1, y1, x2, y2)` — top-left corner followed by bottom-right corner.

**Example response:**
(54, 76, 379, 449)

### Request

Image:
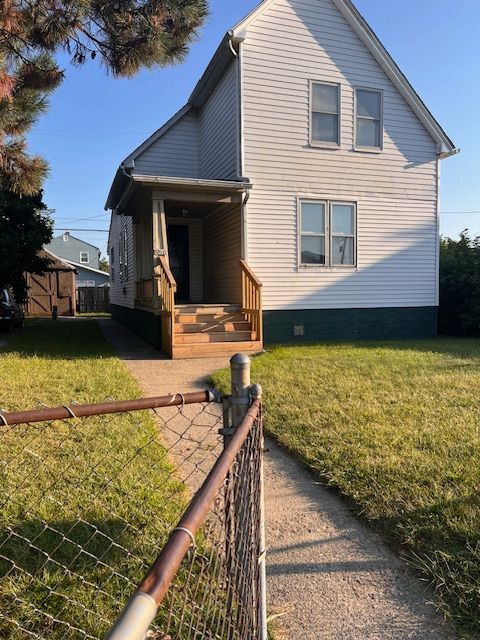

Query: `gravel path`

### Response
(99, 319, 455, 640)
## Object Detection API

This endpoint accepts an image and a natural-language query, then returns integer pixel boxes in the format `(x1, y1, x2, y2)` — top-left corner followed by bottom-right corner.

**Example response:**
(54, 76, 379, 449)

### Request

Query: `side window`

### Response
(355, 88, 383, 150)
(311, 82, 340, 147)
(299, 200, 357, 267)
(299, 201, 326, 265)
(331, 203, 356, 266)
(80, 251, 89, 264)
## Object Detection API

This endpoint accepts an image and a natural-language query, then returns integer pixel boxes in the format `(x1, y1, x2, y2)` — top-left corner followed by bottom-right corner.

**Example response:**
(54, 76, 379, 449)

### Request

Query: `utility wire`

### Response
(54, 228, 109, 232)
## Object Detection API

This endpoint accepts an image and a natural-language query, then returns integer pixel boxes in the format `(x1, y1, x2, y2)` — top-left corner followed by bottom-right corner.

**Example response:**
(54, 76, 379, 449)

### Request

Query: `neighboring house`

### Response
(46, 232, 109, 288)
(25, 249, 76, 317)
(106, 0, 458, 359)
(67, 262, 110, 288)
(47, 232, 101, 271)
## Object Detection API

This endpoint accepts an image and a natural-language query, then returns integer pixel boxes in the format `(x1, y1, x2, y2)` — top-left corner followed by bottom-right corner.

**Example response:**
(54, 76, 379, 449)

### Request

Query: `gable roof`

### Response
(106, 0, 457, 211)
(41, 248, 77, 272)
(67, 261, 110, 277)
(50, 233, 100, 252)
(232, 0, 456, 156)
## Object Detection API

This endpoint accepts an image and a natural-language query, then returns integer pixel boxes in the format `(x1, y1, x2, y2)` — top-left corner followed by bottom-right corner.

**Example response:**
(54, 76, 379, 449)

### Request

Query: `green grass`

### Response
(0, 319, 186, 639)
(212, 339, 480, 639)
(76, 312, 111, 317)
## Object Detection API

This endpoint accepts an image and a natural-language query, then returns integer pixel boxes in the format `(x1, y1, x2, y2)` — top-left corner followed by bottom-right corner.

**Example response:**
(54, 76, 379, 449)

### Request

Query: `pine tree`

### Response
(0, 0, 209, 194)
(0, 189, 53, 300)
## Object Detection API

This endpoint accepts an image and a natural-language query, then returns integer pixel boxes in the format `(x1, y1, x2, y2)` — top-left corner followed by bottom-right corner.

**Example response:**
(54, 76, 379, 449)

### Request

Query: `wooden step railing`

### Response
(154, 256, 177, 357)
(240, 259, 263, 344)
(135, 278, 154, 307)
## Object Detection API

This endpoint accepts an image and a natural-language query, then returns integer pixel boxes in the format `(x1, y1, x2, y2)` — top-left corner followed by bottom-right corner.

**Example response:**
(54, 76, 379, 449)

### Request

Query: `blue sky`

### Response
(27, 0, 479, 258)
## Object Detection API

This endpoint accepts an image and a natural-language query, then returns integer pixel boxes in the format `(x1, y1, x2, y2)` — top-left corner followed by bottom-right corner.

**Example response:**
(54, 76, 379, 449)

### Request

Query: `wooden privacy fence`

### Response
(77, 287, 110, 314)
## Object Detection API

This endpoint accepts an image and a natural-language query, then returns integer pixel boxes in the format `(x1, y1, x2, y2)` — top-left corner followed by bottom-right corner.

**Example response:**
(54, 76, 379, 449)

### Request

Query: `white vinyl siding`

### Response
(242, 0, 438, 311)
(132, 62, 238, 182)
(108, 213, 135, 309)
(134, 110, 199, 178)
(199, 61, 239, 180)
(203, 206, 242, 304)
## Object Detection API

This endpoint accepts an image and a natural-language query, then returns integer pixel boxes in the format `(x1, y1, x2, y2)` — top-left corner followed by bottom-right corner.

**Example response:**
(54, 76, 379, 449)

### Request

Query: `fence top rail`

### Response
(0, 389, 219, 426)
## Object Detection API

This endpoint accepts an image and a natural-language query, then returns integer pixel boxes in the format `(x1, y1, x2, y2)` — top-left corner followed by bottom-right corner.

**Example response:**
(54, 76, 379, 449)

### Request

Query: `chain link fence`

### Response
(0, 356, 266, 640)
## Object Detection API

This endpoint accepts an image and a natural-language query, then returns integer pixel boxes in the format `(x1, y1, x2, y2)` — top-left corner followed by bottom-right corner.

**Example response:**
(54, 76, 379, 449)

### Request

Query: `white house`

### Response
(106, 0, 458, 359)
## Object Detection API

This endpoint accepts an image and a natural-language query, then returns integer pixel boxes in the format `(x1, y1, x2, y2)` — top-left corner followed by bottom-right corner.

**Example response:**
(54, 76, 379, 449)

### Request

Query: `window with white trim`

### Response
(80, 251, 89, 264)
(355, 88, 383, 150)
(310, 82, 340, 146)
(300, 201, 326, 265)
(299, 200, 356, 267)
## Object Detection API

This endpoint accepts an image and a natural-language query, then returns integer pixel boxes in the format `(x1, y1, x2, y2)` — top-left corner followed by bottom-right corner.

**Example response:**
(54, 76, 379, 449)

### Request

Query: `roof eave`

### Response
(331, 0, 456, 154)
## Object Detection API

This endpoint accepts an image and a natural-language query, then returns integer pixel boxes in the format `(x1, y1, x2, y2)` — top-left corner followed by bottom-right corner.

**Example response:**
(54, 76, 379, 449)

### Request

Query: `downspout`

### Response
(228, 31, 249, 260)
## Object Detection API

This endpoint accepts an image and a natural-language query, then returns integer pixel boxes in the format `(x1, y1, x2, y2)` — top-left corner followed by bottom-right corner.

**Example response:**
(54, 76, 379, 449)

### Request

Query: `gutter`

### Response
(438, 147, 461, 160)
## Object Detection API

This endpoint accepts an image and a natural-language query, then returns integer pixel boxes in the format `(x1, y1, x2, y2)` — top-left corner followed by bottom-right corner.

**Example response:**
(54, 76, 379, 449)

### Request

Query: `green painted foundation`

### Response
(263, 307, 437, 344)
(111, 304, 163, 350)
(112, 304, 437, 351)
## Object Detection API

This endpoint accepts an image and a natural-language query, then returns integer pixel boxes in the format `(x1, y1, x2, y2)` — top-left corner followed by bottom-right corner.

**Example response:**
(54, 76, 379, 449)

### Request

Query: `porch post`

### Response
(152, 198, 168, 266)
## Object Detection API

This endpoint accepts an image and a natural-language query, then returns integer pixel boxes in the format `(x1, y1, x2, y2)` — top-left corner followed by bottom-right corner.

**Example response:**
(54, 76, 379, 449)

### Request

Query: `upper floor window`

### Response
(80, 251, 89, 263)
(310, 82, 340, 147)
(299, 199, 356, 267)
(355, 88, 383, 150)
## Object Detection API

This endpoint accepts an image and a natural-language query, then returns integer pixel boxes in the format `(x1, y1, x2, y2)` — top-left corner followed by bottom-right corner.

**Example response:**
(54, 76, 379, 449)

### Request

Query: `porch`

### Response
(119, 177, 263, 359)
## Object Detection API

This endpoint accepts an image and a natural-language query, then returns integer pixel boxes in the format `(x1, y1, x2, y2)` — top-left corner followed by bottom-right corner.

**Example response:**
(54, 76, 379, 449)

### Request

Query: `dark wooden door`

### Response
(168, 225, 190, 302)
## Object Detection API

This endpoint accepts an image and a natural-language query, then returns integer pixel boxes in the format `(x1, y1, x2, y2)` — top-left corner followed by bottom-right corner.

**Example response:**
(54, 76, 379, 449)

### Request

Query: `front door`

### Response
(168, 225, 190, 302)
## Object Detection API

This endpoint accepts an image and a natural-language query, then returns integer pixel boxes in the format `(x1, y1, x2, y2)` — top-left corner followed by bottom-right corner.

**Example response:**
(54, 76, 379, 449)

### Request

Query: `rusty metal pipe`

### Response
(0, 391, 215, 426)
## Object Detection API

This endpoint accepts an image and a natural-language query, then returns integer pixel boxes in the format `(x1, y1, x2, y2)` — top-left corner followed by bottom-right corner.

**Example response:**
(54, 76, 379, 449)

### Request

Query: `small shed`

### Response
(25, 249, 77, 317)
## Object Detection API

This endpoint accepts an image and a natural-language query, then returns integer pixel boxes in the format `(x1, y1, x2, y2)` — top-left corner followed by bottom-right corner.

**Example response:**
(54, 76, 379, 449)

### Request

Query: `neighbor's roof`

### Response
(41, 248, 77, 272)
(106, 0, 457, 211)
(66, 261, 110, 277)
(50, 233, 101, 253)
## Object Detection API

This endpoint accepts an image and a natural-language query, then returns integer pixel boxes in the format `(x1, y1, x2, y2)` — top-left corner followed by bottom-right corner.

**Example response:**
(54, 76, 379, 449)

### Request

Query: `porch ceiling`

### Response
(115, 174, 250, 217)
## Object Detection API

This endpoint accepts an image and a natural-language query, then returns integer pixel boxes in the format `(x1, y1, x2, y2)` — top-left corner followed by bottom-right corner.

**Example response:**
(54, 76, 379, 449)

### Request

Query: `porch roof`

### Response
(106, 171, 251, 213)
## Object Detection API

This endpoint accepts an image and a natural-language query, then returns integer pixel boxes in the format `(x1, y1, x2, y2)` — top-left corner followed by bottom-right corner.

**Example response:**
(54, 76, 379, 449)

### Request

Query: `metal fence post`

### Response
(230, 353, 251, 426)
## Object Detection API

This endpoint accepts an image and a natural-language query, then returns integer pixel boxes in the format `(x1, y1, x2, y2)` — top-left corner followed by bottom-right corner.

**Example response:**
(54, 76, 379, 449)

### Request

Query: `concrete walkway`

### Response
(99, 319, 455, 640)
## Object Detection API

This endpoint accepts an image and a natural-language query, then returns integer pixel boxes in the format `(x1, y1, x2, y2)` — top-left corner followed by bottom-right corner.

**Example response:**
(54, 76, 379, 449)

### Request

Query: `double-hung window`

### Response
(80, 251, 89, 264)
(355, 88, 383, 150)
(299, 201, 326, 265)
(311, 82, 340, 147)
(299, 200, 356, 267)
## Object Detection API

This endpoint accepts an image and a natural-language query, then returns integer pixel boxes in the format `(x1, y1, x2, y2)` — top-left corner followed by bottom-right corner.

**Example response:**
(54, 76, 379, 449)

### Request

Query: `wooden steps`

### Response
(172, 304, 263, 359)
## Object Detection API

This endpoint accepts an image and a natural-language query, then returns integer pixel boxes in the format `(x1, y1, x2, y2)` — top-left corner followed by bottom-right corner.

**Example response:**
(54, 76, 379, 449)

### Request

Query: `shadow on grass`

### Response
(0, 514, 153, 639)
(2, 318, 115, 361)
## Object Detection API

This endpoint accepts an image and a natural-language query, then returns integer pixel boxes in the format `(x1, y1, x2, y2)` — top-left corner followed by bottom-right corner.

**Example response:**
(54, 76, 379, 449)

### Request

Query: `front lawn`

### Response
(0, 319, 185, 638)
(212, 340, 480, 639)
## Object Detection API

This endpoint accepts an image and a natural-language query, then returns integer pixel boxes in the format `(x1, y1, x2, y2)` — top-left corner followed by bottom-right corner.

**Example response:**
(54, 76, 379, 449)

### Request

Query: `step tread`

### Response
(176, 314, 245, 324)
(175, 331, 255, 345)
(175, 321, 251, 333)
(175, 304, 240, 314)
(172, 341, 263, 360)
